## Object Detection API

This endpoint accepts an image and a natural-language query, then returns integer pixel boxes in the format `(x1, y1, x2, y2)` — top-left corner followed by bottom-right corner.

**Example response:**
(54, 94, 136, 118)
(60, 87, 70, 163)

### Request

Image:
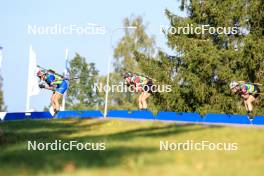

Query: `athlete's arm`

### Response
(241, 85, 248, 94)
(135, 84, 143, 92)
(136, 77, 148, 92)
(51, 80, 63, 85)
(39, 81, 56, 91)
(45, 86, 56, 91)
(134, 77, 144, 92)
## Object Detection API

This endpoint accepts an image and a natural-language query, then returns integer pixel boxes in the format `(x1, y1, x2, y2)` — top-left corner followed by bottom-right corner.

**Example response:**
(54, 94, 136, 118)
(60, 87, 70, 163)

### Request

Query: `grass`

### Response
(0, 118, 263, 176)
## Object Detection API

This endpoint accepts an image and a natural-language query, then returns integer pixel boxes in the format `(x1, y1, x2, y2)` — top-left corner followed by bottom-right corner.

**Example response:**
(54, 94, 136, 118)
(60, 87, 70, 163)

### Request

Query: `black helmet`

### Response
(123, 72, 132, 78)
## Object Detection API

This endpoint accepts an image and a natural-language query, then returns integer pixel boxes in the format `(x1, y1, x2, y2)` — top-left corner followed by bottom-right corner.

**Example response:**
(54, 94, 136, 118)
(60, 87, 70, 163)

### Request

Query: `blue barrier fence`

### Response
(0, 110, 263, 126)
(107, 110, 154, 119)
(1, 110, 103, 121)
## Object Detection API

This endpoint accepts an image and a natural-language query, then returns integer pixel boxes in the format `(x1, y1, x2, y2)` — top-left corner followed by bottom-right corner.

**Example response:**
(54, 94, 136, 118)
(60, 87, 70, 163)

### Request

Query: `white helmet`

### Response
(229, 81, 239, 89)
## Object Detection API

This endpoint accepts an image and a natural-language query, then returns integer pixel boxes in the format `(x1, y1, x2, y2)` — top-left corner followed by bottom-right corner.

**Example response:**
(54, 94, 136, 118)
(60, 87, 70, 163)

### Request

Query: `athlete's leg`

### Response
(244, 99, 249, 112)
(242, 94, 250, 112)
(53, 80, 68, 112)
(138, 93, 143, 109)
(53, 92, 63, 112)
(141, 92, 151, 109)
(246, 95, 256, 113)
(51, 93, 56, 110)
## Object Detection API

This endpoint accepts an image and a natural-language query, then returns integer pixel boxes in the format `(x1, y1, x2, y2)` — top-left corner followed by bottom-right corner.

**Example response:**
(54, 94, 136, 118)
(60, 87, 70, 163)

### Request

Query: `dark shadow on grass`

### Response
(81, 123, 211, 141)
(0, 118, 106, 131)
(0, 145, 156, 175)
(109, 123, 201, 138)
(0, 118, 211, 175)
(0, 119, 109, 146)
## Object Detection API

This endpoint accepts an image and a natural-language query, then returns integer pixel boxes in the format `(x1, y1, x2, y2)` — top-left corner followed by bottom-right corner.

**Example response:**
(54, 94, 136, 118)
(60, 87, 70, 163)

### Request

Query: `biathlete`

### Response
(123, 72, 154, 110)
(37, 69, 69, 116)
(229, 81, 261, 116)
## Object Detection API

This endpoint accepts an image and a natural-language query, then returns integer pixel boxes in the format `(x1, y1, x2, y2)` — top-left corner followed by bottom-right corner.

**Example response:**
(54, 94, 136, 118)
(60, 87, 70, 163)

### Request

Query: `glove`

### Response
(39, 84, 46, 89)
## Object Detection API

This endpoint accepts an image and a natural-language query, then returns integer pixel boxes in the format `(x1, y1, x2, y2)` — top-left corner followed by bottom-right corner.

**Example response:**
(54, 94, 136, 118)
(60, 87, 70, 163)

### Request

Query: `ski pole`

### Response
(37, 65, 94, 80)
(37, 65, 64, 78)
(238, 81, 263, 86)
(252, 83, 263, 86)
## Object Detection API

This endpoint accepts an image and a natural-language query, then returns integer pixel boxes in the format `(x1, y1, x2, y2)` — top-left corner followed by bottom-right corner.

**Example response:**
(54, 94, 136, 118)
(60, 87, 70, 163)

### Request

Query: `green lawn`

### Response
(0, 118, 263, 176)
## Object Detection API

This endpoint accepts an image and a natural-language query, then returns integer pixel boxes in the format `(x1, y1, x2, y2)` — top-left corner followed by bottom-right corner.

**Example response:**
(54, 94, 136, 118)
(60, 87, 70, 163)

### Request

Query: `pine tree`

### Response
(135, 0, 264, 115)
